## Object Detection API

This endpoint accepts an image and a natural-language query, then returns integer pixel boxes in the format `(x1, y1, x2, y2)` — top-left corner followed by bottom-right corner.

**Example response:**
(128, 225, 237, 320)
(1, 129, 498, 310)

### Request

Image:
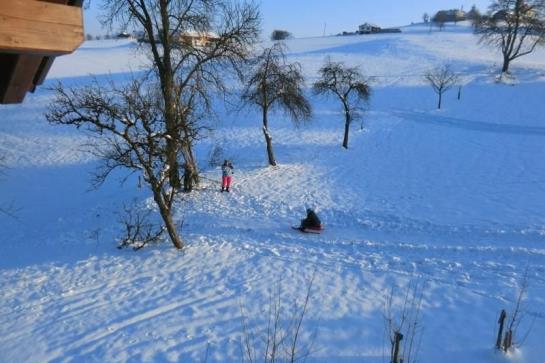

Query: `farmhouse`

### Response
(178, 31, 220, 48)
(138, 31, 220, 48)
(358, 23, 381, 34)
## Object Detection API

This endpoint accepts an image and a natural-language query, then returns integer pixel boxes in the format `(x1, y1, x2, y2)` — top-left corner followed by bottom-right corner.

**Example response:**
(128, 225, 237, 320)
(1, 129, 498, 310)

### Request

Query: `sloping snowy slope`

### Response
(1, 23, 544, 362)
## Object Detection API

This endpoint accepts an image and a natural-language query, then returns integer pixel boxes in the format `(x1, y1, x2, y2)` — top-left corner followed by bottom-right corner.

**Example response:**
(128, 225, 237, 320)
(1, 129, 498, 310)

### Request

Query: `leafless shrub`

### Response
(495, 268, 535, 353)
(239, 274, 317, 363)
(383, 279, 425, 363)
(208, 142, 225, 168)
(117, 201, 165, 251)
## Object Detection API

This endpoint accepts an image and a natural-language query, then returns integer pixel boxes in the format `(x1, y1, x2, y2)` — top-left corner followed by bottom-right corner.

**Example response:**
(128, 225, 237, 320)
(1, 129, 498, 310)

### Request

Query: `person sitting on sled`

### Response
(300, 208, 322, 230)
(221, 159, 234, 192)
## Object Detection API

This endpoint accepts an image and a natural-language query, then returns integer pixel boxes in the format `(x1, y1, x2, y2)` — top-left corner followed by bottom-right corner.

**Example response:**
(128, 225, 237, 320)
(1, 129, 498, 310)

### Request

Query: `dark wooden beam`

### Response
(0, 54, 43, 104)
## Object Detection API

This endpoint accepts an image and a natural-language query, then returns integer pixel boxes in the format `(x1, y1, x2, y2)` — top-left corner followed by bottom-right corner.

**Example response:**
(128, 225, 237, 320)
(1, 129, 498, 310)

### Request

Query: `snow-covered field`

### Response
(1, 23, 545, 362)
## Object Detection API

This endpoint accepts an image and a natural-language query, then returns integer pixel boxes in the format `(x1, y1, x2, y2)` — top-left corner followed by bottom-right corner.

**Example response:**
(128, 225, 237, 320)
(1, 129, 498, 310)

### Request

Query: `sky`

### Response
(83, 0, 491, 38)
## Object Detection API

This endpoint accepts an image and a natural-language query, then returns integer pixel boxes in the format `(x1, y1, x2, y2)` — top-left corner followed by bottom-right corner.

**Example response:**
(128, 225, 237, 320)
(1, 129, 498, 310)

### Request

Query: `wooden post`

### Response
(503, 329, 513, 352)
(496, 309, 507, 349)
(392, 331, 404, 363)
(0, 54, 43, 103)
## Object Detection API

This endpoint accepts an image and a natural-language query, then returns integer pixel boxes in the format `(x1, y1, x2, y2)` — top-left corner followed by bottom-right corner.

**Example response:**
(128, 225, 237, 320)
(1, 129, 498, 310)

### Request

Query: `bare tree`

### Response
(424, 65, 460, 109)
(46, 1, 260, 250)
(433, 11, 448, 31)
(475, 0, 545, 73)
(100, 0, 260, 189)
(422, 13, 430, 24)
(242, 43, 312, 166)
(47, 79, 188, 249)
(313, 58, 371, 149)
(467, 4, 483, 22)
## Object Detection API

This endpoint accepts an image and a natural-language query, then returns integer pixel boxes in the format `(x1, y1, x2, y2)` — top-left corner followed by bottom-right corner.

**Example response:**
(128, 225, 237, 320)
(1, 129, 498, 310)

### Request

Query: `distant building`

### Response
(434, 9, 467, 23)
(358, 23, 381, 34)
(136, 31, 220, 47)
(116, 32, 132, 39)
(178, 31, 220, 48)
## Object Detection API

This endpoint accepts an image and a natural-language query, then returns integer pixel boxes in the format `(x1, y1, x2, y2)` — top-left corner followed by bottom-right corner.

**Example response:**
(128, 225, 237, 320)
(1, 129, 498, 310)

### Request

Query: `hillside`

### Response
(1, 23, 544, 362)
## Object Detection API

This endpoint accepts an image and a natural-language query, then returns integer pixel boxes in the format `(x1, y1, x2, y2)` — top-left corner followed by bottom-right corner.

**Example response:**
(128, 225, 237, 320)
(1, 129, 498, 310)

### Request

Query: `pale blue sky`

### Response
(84, 0, 491, 37)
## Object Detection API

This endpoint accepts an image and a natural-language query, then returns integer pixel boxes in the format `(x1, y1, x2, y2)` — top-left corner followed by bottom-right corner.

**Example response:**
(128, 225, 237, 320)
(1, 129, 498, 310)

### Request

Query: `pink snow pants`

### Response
(222, 176, 232, 189)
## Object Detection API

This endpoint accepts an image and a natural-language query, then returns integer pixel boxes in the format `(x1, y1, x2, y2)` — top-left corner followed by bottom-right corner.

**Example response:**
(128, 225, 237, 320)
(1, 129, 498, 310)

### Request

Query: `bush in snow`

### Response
(239, 274, 317, 362)
(208, 142, 225, 168)
(495, 268, 534, 353)
(383, 279, 425, 363)
(117, 201, 164, 251)
(271, 29, 292, 41)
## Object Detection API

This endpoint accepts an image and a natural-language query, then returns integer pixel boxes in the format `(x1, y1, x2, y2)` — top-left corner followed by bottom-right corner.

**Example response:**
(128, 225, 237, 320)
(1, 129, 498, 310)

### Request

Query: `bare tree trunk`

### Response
(181, 139, 199, 184)
(502, 55, 511, 74)
(262, 106, 277, 166)
(151, 186, 183, 249)
(162, 73, 182, 190)
(438, 92, 442, 109)
(342, 107, 350, 149)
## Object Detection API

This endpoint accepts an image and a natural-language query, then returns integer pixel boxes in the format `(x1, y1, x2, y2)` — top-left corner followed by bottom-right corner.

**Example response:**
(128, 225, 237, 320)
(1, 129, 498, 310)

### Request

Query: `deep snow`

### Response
(1, 23, 544, 362)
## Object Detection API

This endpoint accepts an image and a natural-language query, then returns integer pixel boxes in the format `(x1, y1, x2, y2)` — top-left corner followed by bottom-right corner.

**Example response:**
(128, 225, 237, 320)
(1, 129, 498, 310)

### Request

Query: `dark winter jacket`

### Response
(301, 210, 321, 229)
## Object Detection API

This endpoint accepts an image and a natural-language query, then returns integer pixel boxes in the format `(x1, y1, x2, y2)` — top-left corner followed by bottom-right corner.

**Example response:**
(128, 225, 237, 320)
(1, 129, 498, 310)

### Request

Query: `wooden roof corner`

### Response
(0, 0, 84, 104)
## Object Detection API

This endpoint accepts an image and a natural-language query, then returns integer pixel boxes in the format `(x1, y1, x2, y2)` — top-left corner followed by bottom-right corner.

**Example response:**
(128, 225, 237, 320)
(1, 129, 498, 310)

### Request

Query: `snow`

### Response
(1, 24, 545, 362)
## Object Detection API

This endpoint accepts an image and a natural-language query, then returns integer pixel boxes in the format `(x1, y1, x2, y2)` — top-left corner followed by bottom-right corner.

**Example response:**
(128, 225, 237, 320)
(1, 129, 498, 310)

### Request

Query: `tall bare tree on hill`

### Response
(313, 59, 371, 149)
(475, 0, 545, 73)
(47, 0, 260, 249)
(242, 43, 312, 166)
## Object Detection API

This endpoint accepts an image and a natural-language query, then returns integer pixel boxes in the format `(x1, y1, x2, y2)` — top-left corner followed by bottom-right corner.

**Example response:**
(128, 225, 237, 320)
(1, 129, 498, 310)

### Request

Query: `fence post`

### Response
(496, 309, 507, 349)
